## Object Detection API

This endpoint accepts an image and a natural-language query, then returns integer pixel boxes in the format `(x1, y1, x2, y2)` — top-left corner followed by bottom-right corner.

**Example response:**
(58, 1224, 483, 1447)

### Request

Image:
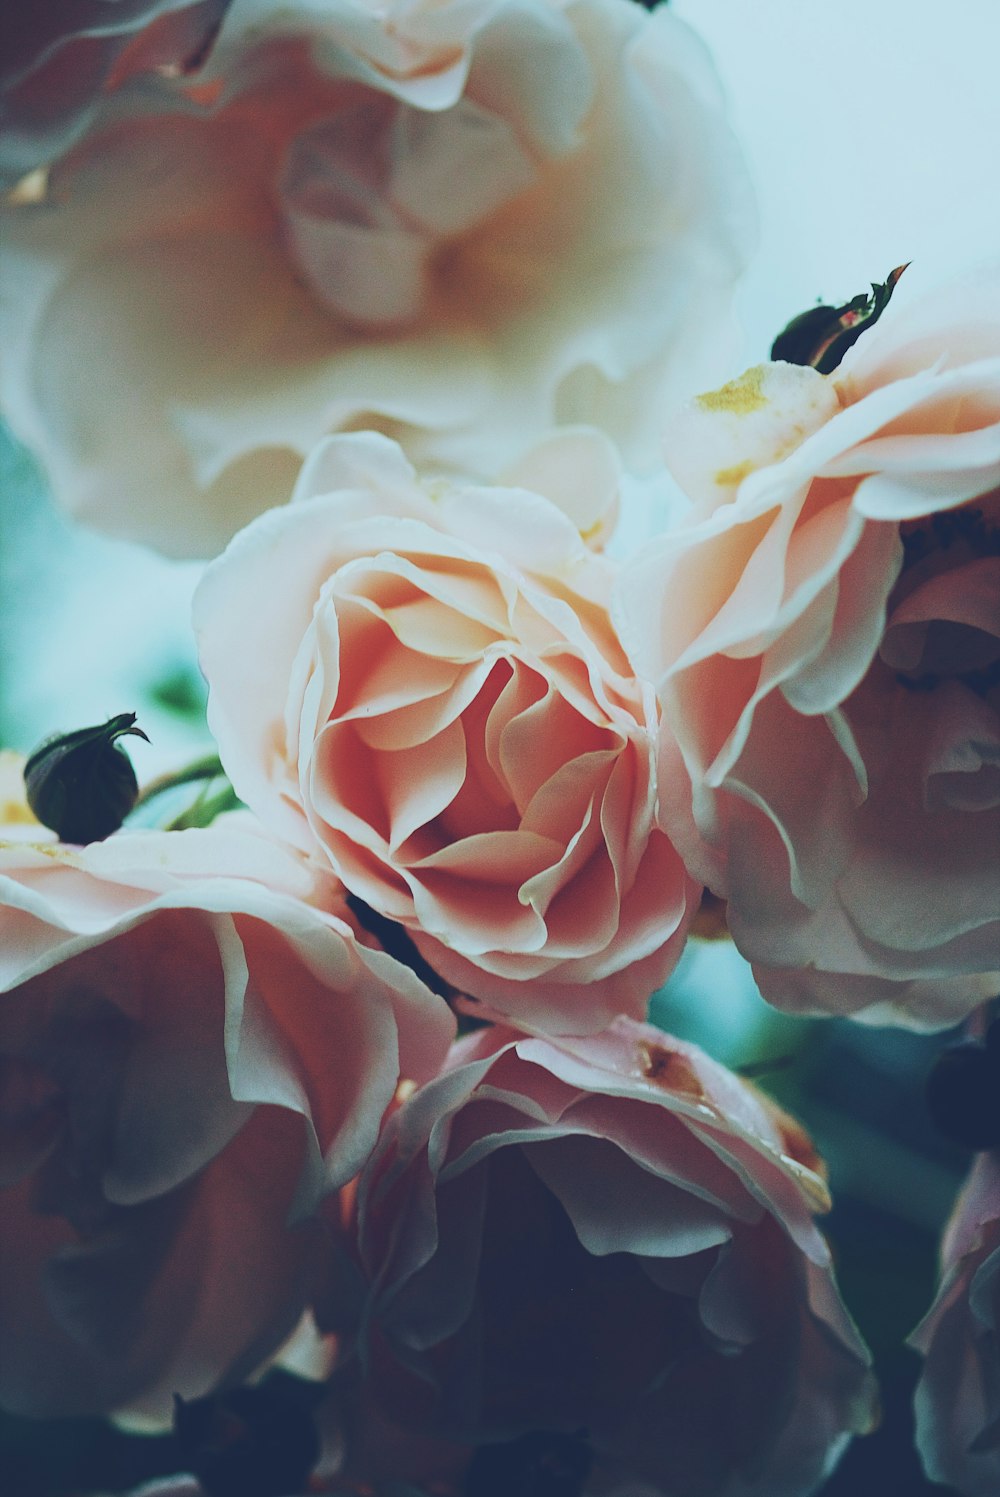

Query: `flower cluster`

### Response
(1, 4, 999, 1496)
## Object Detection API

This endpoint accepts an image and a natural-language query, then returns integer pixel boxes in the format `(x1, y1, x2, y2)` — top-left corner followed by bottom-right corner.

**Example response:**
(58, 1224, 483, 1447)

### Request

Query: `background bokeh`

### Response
(3, 1, 999, 1492)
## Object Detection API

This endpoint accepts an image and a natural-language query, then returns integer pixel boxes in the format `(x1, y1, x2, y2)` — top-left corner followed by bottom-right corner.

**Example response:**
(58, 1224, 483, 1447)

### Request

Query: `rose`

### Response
(195, 432, 698, 1034)
(0, 2, 231, 189)
(354, 1018, 876, 1497)
(617, 263, 1000, 1026)
(0, 817, 454, 1420)
(912, 1150, 1000, 1496)
(0, 0, 752, 557)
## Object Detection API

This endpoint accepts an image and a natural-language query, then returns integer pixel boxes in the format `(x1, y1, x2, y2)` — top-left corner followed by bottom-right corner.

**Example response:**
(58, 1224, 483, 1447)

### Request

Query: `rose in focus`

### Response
(0, 0, 751, 556)
(0, 818, 453, 1420)
(618, 265, 1000, 1026)
(912, 1150, 1000, 1496)
(195, 433, 698, 1033)
(355, 1018, 876, 1497)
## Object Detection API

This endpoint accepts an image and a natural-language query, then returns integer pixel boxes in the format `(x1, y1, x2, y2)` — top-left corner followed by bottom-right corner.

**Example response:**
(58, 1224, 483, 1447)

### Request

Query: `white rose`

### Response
(0, 0, 752, 556)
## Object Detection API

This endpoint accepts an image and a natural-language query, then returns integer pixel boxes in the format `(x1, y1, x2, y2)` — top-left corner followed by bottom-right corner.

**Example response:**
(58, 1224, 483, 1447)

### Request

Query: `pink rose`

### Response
(912, 1151, 1000, 1496)
(0, 0, 751, 556)
(195, 433, 698, 1034)
(618, 264, 1000, 1026)
(0, 819, 453, 1420)
(0, 2, 230, 188)
(355, 1018, 876, 1496)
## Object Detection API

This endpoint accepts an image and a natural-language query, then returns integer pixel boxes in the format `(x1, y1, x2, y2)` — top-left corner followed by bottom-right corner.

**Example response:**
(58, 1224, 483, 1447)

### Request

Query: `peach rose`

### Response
(0, 818, 453, 1420)
(355, 1019, 876, 1496)
(195, 433, 698, 1034)
(0, 2, 230, 189)
(912, 1151, 1000, 1496)
(617, 264, 1000, 1027)
(0, 0, 751, 557)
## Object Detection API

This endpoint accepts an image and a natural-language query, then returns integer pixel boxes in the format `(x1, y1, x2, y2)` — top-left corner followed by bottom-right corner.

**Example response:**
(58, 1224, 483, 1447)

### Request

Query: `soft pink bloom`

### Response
(912, 1151, 1000, 1496)
(618, 264, 1000, 1026)
(356, 1018, 876, 1497)
(195, 433, 698, 1034)
(0, 818, 453, 1420)
(0, 0, 751, 557)
(0, 2, 230, 189)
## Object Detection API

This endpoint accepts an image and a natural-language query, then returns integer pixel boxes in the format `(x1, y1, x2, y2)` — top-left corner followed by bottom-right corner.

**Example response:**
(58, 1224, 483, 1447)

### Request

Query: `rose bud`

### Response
(195, 433, 699, 1036)
(355, 1019, 877, 1496)
(617, 260, 1000, 1028)
(770, 264, 907, 374)
(0, 818, 453, 1420)
(0, 0, 752, 557)
(23, 711, 149, 843)
(912, 1150, 1000, 1495)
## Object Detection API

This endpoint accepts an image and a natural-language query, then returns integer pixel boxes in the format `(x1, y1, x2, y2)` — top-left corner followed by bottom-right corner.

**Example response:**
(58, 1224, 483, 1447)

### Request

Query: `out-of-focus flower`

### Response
(912, 1150, 1000, 1496)
(356, 1018, 877, 1497)
(0, 0, 752, 557)
(618, 264, 1000, 1027)
(195, 433, 698, 1034)
(0, 1, 232, 189)
(0, 750, 47, 839)
(0, 818, 453, 1420)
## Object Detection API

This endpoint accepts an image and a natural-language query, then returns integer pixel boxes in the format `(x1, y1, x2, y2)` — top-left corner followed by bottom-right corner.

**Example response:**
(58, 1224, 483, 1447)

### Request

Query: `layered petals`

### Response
(0, 817, 453, 1420)
(0, 1, 231, 188)
(356, 1019, 876, 1497)
(196, 434, 699, 1032)
(618, 266, 1000, 1026)
(912, 1151, 1000, 1496)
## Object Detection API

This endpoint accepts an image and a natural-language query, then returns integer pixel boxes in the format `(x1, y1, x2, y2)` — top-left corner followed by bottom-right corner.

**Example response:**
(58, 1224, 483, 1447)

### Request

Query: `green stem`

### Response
(133, 754, 226, 808)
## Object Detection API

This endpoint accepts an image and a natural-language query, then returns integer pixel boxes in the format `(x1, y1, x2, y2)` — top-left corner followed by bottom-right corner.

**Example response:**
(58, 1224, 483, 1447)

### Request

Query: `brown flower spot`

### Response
(691, 889, 730, 940)
(639, 1043, 706, 1102)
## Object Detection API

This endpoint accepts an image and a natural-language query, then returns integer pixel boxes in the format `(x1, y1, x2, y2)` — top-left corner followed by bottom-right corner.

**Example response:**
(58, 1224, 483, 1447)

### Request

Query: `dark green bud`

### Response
(771, 263, 908, 374)
(24, 712, 150, 844)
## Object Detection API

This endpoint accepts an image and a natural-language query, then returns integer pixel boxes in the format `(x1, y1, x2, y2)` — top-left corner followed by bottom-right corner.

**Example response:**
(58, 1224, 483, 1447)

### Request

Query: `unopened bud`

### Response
(771, 264, 908, 374)
(23, 713, 149, 844)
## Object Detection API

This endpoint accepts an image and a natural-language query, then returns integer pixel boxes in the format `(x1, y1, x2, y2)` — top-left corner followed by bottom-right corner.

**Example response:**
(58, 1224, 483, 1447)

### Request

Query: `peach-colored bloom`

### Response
(0, 2, 231, 189)
(0, 818, 453, 1420)
(618, 265, 1000, 1026)
(195, 433, 698, 1033)
(356, 1019, 876, 1496)
(912, 1150, 1000, 1496)
(0, 0, 751, 556)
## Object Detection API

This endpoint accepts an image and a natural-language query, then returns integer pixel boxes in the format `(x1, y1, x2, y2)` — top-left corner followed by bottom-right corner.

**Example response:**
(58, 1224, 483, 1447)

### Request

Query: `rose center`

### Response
(279, 93, 536, 329)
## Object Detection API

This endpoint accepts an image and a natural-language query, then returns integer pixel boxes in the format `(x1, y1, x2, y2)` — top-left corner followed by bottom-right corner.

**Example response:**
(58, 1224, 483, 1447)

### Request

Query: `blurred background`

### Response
(3, 0, 999, 1492)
